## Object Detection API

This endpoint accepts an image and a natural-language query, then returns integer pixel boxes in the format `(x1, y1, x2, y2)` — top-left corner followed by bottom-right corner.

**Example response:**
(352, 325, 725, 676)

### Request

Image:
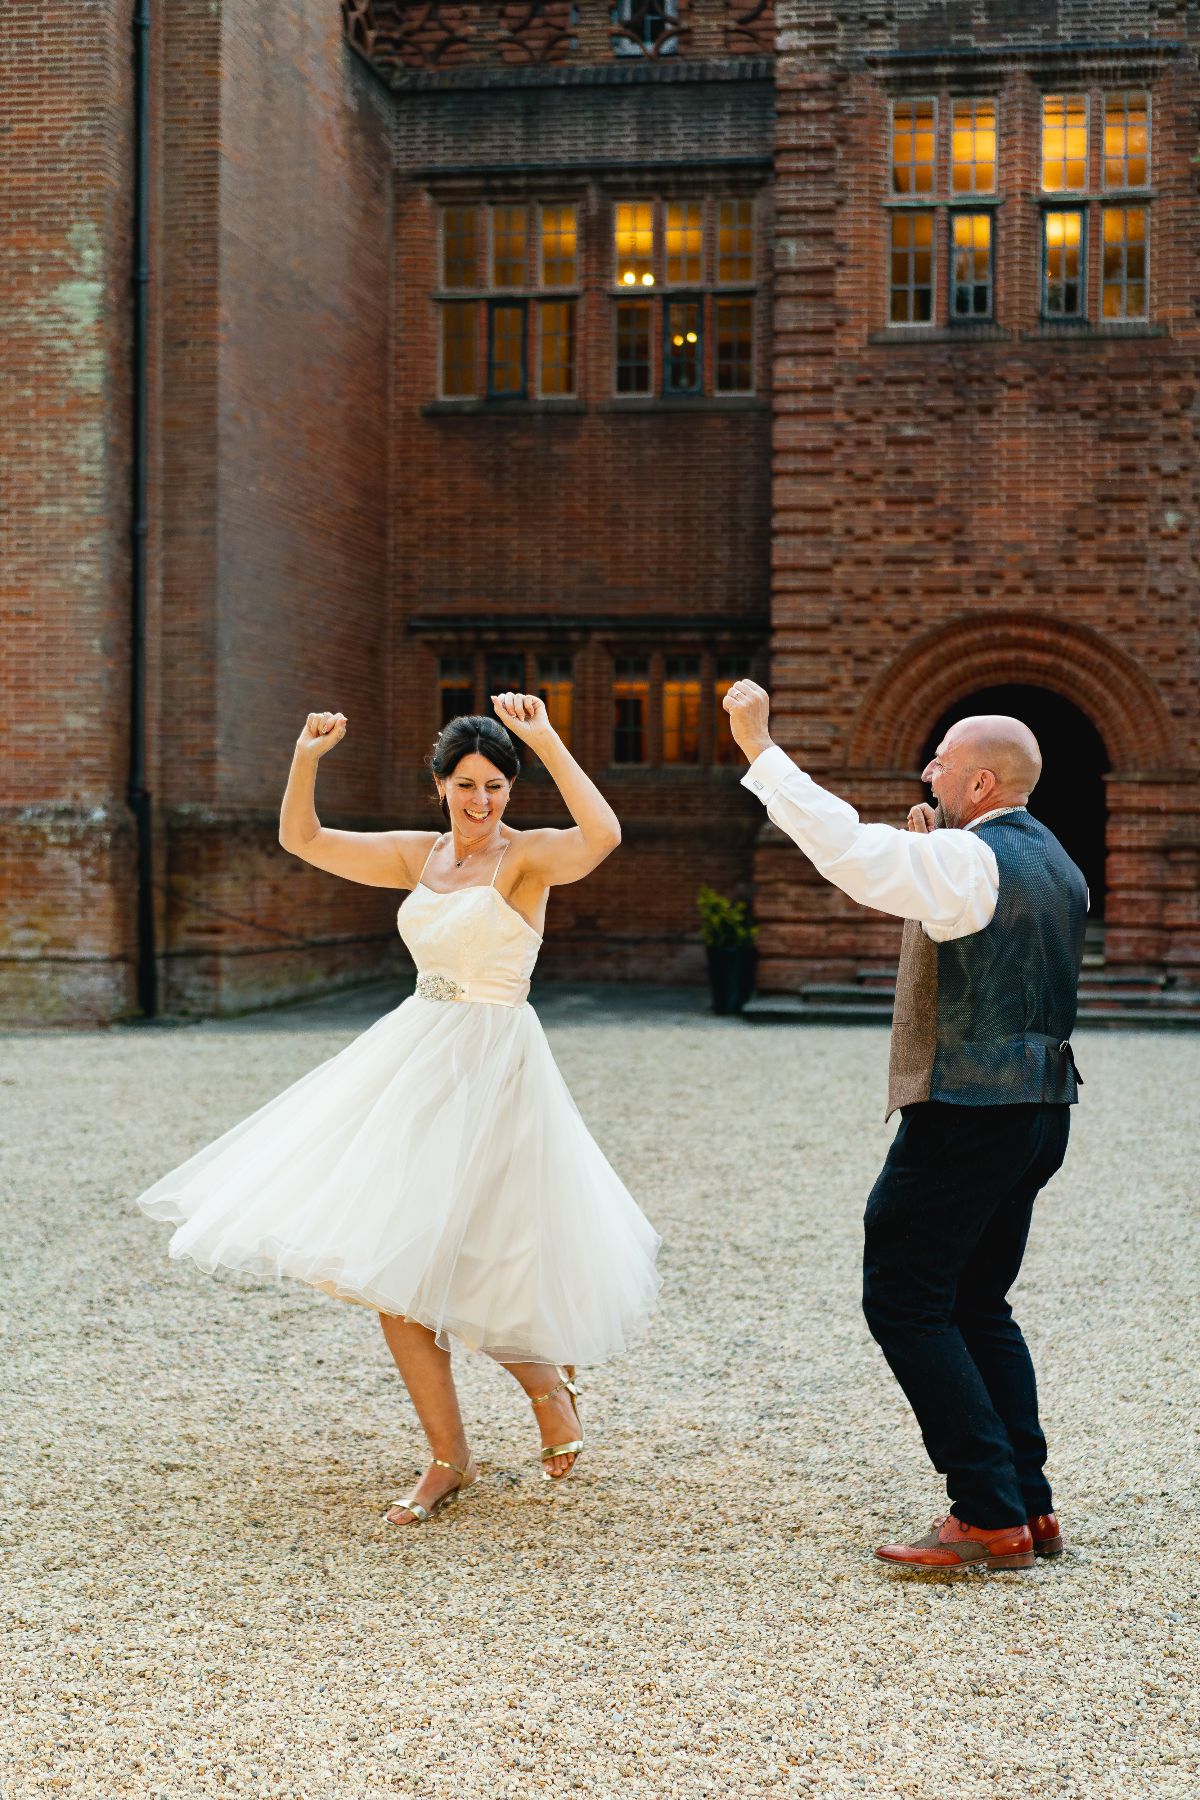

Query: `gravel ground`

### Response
(1, 985, 1197, 1800)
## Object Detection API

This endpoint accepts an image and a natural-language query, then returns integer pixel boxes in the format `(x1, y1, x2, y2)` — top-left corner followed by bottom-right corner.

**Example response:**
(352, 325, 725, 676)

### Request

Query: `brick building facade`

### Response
(3, 0, 1197, 1023)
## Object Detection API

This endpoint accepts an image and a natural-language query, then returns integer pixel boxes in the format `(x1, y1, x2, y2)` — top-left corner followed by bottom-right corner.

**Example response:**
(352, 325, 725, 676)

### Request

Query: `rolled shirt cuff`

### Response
(740, 743, 801, 805)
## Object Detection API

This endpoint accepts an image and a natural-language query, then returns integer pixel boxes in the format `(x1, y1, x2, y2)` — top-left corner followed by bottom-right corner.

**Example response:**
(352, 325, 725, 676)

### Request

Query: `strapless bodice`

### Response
(397, 883, 542, 1006)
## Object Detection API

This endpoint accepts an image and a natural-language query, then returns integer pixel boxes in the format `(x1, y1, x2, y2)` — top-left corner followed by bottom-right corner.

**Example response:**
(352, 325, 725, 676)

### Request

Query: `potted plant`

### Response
(697, 885, 758, 1016)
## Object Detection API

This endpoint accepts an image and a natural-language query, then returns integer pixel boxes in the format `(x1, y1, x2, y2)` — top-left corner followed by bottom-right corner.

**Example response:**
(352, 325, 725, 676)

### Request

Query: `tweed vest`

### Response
(886, 811, 1087, 1119)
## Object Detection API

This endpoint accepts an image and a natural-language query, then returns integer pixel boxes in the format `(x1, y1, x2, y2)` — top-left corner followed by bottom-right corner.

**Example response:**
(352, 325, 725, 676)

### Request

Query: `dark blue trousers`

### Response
(862, 1100, 1070, 1529)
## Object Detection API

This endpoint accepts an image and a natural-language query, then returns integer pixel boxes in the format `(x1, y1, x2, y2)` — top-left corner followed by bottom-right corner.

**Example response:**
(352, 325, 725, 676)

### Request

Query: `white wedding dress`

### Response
(136, 844, 661, 1365)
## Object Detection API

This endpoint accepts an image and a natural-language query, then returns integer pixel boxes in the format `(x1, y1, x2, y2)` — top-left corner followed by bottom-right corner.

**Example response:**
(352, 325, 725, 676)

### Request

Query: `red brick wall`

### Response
(0, 1, 138, 1023)
(765, 5, 1200, 989)
(156, 0, 398, 1015)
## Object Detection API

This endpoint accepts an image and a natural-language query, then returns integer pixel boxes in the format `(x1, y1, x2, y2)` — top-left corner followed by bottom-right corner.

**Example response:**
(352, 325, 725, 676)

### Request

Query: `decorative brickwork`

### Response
(499, 1, 575, 63)
(343, 0, 473, 69)
(725, 0, 773, 56)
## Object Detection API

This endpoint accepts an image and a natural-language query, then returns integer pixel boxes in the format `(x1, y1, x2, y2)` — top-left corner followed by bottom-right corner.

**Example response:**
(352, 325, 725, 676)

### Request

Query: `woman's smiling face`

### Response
(436, 752, 513, 837)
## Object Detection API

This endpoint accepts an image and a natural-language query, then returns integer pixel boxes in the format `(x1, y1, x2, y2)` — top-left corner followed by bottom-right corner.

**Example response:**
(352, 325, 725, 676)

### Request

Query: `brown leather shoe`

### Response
(876, 1514, 1035, 1572)
(1028, 1512, 1064, 1557)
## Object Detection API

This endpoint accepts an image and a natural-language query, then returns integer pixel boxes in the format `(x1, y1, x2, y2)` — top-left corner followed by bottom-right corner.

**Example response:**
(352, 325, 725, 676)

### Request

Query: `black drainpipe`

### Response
(127, 0, 156, 1017)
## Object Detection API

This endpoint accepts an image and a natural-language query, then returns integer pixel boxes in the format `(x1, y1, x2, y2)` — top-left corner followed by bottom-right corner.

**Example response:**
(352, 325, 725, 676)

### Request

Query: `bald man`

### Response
(725, 684, 1087, 1573)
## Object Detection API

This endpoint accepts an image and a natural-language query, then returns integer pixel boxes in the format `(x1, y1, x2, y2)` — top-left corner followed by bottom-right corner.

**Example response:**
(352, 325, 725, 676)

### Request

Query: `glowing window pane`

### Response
(540, 204, 578, 287)
(951, 212, 992, 319)
(662, 658, 701, 765)
(1042, 95, 1088, 191)
(951, 98, 996, 194)
(664, 300, 701, 395)
(491, 206, 527, 289)
(1101, 207, 1148, 320)
(892, 98, 937, 196)
(1042, 210, 1085, 318)
(666, 201, 704, 284)
(439, 657, 474, 725)
(1104, 92, 1149, 189)
(615, 201, 655, 286)
(537, 657, 573, 750)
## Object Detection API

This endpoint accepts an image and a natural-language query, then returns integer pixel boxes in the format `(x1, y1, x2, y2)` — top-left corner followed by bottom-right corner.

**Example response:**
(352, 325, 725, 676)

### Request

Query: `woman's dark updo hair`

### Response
(429, 714, 520, 820)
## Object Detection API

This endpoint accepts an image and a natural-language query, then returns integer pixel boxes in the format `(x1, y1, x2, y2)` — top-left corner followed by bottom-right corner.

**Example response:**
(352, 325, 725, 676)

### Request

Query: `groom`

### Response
(724, 680, 1087, 1572)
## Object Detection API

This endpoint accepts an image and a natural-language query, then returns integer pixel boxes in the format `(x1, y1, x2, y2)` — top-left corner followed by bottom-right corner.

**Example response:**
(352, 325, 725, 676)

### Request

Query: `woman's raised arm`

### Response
(279, 712, 435, 889)
(490, 692, 621, 886)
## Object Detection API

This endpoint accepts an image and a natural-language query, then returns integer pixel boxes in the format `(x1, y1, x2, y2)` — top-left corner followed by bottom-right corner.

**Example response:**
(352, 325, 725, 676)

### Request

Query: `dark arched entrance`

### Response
(920, 685, 1110, 915)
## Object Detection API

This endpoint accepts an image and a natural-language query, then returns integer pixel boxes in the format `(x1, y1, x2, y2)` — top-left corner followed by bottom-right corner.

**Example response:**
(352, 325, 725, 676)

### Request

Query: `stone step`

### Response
(855, 966, 1168, 992)
(744, 994, 1200, 1029)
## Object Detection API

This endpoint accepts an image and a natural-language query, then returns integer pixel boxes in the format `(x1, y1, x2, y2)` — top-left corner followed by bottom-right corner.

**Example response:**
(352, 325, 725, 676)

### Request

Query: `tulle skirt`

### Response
(135, 995, 661, 1366)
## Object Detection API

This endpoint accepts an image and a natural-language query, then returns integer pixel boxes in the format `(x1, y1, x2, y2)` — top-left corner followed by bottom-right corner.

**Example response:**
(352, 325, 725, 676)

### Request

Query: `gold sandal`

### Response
(384, 1455, 475, 1525)
(529, 1367, 583, 1480)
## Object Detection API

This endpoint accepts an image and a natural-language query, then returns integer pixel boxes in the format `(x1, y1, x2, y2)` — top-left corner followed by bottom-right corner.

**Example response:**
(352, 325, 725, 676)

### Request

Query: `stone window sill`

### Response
(422, 399, 586, 417)
(870, 325, 1010, 346)
(599, 396, 768, 413)
(1020, 323, 1166, 342)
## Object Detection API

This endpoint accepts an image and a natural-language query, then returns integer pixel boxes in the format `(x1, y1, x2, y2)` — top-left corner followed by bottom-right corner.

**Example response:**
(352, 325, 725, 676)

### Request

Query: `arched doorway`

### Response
(920, 685, 1110, 914)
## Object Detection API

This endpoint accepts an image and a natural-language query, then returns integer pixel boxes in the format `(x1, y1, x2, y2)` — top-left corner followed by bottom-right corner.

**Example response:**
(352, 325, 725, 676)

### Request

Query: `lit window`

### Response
(664, 300, 702, 396)
(612, 0, 679, 57)
(488, 302, 526, 397)
(442, 206, 478, 289)
(889, 211, 935, 325)
(1102, 207, 1147, 320)
(1104, 92, 1149, 189)
(440, 302, 477, 398)
(951, 99, 996, 194)
(439, 657, 475, 725)
(615, 201, 655, 288)
(666, 201, 703, 284)
(540, 204, 578, 287)
(486, 654, 525, 702)
(614, 300, 652, 394)
(492, 206, 527, 289)
(716, 199, 754, 284)
(537, 657, 574, 749)
(892, 99, 937, 196)
(715, 298, 754, 393)
(1042, 95, 1088, 192)
(613, 659, 649, 765)
(1043, 210, 1086, 318)
(538, 301, 576, 397)
(950, 212, 993, 319)
(662, 658, 701, 765)
(713, 660, 741, 766)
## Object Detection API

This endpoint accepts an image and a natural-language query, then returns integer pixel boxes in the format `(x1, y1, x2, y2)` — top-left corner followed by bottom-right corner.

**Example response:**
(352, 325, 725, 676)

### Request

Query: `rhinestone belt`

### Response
(415, 971, 464, 1002)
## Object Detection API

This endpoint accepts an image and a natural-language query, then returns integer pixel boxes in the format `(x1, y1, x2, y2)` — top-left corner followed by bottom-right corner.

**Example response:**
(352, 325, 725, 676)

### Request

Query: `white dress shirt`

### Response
(741, 744, 1013, 942)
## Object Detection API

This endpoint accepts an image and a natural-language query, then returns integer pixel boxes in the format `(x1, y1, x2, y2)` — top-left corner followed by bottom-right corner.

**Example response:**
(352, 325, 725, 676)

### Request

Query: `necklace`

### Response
(452, 831, 503, 869)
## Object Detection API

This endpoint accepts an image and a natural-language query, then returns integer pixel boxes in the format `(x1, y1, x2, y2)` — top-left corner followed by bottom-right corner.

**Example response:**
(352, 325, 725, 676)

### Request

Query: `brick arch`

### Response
(847, 614, 1174, 773)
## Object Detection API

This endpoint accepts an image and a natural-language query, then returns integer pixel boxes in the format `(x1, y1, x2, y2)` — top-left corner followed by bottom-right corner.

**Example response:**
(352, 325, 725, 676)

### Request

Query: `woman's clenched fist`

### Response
(297, 711, 348, 758)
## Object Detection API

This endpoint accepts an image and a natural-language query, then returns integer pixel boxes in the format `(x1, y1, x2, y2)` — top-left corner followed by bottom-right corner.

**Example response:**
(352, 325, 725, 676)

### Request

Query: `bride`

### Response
(136, 691, 661, 1525)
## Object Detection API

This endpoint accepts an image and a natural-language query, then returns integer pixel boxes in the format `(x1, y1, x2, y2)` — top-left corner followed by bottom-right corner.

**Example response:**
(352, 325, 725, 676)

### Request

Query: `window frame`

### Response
(489, 202, 530, 292)
(1040, 92, 1091, 195)
(537, 201, 580, 290)
(612, 0, 680, 59)
(714, 196, 757, 288)
(613, 198, 658, 292)
(948, 208, 995, 323)
(1040, 205, 1089, 323)
(613, 296, 655, 397)
(664, 198, 706, 288)
(536, 298, 577, 400)
(611, 657, 652, 767)
(949, 95, 998, 197)
(887, 207, 938, 329)
(662, 295, 704, 397)
(1102, 90, 1152, 192)
(439, 203, 480, 293)
(487, 297, 529, 400)
(890, 96, 939, 200)
(713, 294, 756, 396)
(1100, 204, 1149, 322)
(437, 299, 480, 401)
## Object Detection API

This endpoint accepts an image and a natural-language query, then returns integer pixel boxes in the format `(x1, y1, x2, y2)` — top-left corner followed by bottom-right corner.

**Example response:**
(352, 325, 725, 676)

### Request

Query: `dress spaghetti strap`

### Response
(489, 839, 513, 887)
(415, 834, 443, 887)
